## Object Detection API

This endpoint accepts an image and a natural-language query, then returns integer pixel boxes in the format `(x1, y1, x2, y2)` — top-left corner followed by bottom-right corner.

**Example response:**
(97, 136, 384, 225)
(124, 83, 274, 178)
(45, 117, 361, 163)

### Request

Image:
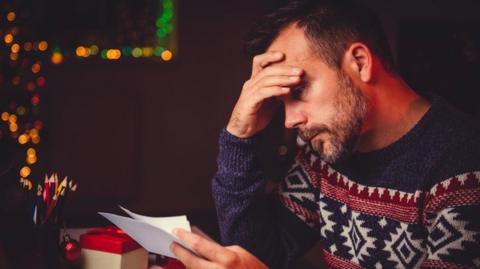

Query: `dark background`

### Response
(42, 0, 480, 225)
(1, 0, 480, 268)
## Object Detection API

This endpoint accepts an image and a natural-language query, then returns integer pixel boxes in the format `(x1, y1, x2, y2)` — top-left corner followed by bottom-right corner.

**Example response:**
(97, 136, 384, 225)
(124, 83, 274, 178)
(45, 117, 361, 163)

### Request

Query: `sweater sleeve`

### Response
(212, 128, 319, 269)
(421, 172, 480, 268)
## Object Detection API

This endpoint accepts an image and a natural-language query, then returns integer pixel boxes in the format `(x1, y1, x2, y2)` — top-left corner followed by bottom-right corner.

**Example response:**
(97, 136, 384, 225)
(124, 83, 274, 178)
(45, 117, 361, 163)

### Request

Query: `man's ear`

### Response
(343, 43, 373, 83)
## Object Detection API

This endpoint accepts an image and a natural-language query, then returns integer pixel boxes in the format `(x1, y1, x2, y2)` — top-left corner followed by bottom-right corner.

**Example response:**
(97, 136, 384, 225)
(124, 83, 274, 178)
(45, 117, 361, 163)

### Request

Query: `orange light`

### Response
(38, 41, 48, 51)
(9, 123, 18, 132)
(161, 50, 173, 61)
(30, 128, 39, 137)
(18, 134, 29, 144)
(11, 43, 20, 53)
(76, 46, 87, 57)
(1, 112, 9, 121)
(32, 136, 40, 144)
(106, 49, 121, 60)
(20, 166, 31, 178)
(31, 63, 41, 74)
(27, 148, 36, 157)
(9, 52, 18, 61)
(6, 12, 16, 22)
(51, 52, 63, 64)
(8, 114, 17, 124)
(27, 155, 37, 165)
(4, 34, 13, 44)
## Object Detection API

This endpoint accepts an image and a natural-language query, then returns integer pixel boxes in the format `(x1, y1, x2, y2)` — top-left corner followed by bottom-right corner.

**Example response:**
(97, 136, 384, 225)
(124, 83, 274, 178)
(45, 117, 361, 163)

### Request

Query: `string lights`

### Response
(49, 0, 176, 64)
(1, 0, 176, 191)
(0, 8, 43, 189)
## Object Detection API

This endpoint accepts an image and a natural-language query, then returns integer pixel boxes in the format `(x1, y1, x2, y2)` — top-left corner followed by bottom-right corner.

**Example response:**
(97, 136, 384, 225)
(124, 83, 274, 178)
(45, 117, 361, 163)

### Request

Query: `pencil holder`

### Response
(35, 221, 60, 269)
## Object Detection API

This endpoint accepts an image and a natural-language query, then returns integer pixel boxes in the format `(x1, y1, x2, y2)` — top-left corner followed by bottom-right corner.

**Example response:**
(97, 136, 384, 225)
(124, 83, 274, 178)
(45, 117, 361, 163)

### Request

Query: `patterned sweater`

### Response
(212, 95, 480, 269)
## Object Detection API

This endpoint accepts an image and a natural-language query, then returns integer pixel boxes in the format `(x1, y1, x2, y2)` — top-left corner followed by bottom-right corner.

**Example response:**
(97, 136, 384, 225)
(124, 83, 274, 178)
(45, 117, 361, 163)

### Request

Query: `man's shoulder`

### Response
(421, 98, 480, 186)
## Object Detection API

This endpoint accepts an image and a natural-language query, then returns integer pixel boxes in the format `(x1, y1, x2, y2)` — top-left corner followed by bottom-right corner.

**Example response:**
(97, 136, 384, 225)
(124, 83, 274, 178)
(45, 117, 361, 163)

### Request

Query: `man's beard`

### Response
(299, 70, 368, 163)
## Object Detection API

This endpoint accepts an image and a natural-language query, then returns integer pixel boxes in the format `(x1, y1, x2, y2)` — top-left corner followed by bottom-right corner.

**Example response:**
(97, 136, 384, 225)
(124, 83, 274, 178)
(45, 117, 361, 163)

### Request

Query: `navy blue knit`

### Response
(212, 95, 480, 269)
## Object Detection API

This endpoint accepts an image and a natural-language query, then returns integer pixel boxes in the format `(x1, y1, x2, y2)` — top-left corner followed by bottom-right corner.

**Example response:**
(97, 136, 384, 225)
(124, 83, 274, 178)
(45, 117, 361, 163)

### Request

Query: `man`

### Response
(171, 0, 480, 268)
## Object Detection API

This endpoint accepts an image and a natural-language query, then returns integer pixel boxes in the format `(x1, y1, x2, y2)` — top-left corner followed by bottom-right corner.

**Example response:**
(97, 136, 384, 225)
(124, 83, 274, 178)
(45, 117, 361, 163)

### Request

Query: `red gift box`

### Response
(80, 227, 141, 253)
(80, 227, 148, 269)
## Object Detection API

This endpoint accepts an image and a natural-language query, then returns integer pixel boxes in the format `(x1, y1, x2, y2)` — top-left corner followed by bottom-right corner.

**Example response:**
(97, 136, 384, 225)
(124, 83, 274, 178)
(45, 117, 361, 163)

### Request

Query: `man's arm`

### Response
(212, 129, 319, 268)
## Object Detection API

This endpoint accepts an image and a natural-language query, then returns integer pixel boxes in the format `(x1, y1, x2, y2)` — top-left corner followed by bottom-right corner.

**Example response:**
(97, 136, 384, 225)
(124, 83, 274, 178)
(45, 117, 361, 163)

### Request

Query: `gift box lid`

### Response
(80, 226, 142, 254)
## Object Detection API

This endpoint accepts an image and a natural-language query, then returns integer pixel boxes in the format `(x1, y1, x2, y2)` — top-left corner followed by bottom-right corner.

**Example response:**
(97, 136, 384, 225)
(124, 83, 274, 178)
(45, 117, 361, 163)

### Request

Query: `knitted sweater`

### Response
(212, 95, 480, 269)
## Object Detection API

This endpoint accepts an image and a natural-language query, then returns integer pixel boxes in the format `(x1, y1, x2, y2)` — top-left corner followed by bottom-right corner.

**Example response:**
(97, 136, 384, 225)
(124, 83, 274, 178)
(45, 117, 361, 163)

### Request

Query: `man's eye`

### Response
(291, 85, 304, 100)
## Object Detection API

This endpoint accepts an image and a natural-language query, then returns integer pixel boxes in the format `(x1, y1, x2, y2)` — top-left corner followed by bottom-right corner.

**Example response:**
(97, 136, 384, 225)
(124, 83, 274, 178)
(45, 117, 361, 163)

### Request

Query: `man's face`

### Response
(268, 24, 368, 163)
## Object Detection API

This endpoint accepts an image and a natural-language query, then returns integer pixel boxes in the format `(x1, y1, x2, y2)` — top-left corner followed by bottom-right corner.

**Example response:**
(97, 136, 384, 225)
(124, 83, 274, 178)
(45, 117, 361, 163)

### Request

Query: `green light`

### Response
(156, 28, 167, 38)
(163, 9, 173, 21)
(100, 49, 108, 59)
(154, 47, 164, 56)
(132, 47, 142, 58)
(122, 47, 132, 56)
(166, 24, 173, 33)
(163, 0, 173, 9)
(156, 19, 163, 28)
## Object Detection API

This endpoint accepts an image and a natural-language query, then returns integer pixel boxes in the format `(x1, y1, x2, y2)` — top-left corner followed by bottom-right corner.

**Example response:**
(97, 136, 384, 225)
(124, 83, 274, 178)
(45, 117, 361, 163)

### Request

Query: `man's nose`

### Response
(284, 104, 306, 129)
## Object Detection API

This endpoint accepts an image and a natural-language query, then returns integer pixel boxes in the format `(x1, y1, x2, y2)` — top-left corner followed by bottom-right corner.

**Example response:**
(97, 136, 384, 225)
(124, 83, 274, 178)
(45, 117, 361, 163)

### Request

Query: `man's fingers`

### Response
(174, 229, 236, 264)
(252, 75, 301, 89)
(253, 86, 290, 102)
(171, 242, 217, 269)
(249, 65, 303, 85)
(251, 51, 284, 76)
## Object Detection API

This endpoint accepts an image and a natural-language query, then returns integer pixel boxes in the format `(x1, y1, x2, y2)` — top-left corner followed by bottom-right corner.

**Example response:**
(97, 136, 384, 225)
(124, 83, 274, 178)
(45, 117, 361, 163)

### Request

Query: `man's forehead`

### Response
(266, 24, 315, 66)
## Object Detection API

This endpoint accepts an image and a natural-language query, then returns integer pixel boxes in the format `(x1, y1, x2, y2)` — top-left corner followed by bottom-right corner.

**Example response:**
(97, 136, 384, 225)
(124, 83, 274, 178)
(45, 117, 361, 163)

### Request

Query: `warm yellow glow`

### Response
(27, 155, 37, 165)
(142, 47, 154, 57)
(24, 42, 33, 51)
(1, 112, 9, 121)
(9, 52, 18, 61)
(32, 136, 40, 144)
(31, 63, 41, 74)
(106, 49, 121, 60)
(51, 52, 63, 64)
(18, 134, 29, 144)
(90, 45, 99, 55)
(132, 47, 142, 58)
(4, 34, 13, 44)
(38, 41, 48, 51)
(11, 43, 20, 53)
(9, 123, 18, 132)
(20, 166, 31, 178)
(7, 12, 16, 22)
(27, 148, 36, 157)
(8, 114, 17, 124)
(161, 50, 173, 61)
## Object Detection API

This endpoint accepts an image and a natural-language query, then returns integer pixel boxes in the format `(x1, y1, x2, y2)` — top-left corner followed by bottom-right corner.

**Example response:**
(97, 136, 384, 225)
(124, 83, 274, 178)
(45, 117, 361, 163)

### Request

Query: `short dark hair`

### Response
(245, 0, 396, 72)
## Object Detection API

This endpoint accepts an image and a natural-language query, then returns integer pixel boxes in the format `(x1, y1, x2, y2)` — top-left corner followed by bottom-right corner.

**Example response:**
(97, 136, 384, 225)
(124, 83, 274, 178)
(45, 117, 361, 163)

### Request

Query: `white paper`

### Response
(119, 206, 191, 234)
(98, 208, 194, 258)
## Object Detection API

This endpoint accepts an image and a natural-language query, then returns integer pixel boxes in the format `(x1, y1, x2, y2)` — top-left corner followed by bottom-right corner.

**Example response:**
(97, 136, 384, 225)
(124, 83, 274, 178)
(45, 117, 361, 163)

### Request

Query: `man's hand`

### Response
(226, 52, 303, 138)
(171, 228, 269, 269)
